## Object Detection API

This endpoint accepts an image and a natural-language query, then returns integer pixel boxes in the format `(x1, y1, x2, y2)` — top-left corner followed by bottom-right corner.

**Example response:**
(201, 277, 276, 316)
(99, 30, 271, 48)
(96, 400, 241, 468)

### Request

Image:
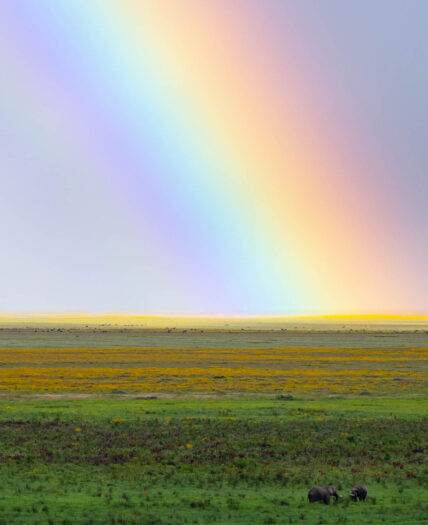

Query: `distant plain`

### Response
(0, 317, 426, 524)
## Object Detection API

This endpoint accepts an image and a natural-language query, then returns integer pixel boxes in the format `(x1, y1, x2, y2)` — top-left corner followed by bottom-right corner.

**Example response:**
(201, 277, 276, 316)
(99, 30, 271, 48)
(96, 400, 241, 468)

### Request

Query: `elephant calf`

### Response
(308, 485, 340, 505)
(350, 485, 367, 502)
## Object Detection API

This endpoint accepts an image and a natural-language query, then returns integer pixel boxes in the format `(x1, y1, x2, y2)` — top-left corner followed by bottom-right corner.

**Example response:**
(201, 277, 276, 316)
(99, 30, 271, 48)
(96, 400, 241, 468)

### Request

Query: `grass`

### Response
(1, 396, 428, 421)
(0, 327, 427, 349)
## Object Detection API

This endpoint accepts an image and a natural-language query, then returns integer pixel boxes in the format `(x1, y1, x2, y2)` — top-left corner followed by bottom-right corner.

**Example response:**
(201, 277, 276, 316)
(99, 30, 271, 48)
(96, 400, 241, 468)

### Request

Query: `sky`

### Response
(0, 0, 427, 315)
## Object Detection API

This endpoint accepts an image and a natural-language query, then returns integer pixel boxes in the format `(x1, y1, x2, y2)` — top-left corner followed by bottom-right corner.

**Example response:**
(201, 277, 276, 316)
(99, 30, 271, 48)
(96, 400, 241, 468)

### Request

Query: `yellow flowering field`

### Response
(0, 365, 424, 393)
(0, 346, 426, 394)
(1, 346, 427, 365)
(0, 347, 428, 394)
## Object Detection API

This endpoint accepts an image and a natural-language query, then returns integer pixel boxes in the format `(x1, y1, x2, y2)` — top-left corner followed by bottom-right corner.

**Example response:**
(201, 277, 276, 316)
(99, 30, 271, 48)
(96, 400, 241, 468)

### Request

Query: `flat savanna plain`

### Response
(0, 327, 427, 524)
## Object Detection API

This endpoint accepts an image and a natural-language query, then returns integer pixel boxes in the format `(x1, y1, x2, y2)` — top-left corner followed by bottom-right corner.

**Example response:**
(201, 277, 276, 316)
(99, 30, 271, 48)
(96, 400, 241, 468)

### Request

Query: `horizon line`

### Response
(0, 313, 427, 320)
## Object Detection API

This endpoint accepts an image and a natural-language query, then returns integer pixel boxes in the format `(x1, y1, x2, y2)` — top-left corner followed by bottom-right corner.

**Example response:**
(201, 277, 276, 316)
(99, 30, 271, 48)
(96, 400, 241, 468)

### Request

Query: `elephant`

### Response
(350, 485, 367, 502)
(308, 485, 340, 505)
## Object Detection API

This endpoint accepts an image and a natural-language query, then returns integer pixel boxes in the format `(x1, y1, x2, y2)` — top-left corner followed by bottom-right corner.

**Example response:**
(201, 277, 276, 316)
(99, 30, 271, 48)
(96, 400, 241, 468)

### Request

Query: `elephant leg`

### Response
(323, 495, 330, 505)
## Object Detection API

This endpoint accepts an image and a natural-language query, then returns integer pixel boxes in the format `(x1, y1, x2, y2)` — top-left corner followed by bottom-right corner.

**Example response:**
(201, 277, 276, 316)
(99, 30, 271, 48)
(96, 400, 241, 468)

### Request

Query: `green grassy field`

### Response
(0, 326, 426, 524)
(0, 326, 426, 349)
(0, 396, 426, 524)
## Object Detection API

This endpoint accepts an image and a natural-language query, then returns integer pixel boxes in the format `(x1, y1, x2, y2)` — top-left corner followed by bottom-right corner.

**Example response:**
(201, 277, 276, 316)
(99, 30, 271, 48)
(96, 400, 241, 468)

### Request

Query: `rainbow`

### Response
(1, 1, 426, 314)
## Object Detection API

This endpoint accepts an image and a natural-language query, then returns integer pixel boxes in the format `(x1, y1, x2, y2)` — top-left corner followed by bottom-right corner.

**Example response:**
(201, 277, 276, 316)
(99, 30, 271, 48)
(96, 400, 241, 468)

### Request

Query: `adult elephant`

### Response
(308, 485, 340, 505)
(350, 485, 367, 502)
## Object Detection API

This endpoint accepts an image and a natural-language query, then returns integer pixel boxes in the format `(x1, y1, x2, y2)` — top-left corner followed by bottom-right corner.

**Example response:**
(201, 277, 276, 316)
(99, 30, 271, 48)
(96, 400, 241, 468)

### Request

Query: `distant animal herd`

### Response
(308, 484, 367, 505)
